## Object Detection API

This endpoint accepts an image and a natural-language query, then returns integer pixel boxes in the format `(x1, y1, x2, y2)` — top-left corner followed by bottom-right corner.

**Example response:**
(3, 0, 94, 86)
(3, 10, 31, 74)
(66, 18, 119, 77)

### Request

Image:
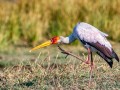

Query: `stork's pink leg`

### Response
(89, 61, 94, 86)
(88, 51, 95, 87)
(85, 48, 91, 64)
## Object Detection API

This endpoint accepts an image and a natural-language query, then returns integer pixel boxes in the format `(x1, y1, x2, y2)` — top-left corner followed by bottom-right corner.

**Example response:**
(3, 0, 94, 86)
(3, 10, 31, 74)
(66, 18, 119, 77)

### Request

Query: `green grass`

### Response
(0, 0, 120, 47)
(0, 44, 119, 89)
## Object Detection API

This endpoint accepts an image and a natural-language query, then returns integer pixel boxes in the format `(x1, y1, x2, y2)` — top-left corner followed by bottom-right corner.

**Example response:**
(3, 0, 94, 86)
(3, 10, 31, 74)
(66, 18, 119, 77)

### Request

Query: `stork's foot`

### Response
(85, 59, 90, 64)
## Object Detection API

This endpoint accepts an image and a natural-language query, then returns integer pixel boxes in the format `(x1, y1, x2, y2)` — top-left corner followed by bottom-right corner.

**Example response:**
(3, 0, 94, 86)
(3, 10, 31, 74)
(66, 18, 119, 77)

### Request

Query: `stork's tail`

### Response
(97, 52, 113, 68)
(112, 49, 119, 62)
(97, 49, 119, 68)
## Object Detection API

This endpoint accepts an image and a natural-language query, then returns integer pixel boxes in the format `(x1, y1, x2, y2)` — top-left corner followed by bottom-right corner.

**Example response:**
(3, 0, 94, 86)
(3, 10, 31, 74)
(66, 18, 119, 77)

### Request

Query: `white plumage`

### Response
(73, 22, 112, 51)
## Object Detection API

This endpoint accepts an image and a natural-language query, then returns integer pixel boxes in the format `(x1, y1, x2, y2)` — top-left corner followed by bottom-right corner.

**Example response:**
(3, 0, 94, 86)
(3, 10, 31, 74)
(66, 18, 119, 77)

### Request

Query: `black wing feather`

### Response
(112, 49, 119, 62)
(97, 51, 113, 68)
(88, 42, 113, 59)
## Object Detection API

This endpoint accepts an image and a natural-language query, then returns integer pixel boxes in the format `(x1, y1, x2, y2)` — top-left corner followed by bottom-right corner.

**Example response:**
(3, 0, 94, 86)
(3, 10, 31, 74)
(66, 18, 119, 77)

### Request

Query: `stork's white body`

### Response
(71, 22, 111, 51)
(60, 22, 119, 68)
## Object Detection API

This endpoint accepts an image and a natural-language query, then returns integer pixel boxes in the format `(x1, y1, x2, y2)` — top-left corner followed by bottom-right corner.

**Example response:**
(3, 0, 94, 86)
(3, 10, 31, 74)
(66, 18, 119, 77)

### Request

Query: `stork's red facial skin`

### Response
(51, 36, 60, 44)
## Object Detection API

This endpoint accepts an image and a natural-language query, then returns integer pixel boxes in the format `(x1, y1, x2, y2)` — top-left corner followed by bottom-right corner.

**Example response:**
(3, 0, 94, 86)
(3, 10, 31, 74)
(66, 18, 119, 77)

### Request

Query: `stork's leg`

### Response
(85, 48, 91, 64)
(89, 51, 94, 86)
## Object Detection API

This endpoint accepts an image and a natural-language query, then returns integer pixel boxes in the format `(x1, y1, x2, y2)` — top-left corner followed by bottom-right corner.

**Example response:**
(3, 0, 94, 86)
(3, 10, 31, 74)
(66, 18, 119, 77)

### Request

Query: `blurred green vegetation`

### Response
(0, 0, 120, 48)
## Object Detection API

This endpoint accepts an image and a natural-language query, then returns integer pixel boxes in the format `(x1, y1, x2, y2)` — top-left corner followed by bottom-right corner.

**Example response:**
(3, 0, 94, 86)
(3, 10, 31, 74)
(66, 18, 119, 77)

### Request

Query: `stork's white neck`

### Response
(59, 33, 76, 44)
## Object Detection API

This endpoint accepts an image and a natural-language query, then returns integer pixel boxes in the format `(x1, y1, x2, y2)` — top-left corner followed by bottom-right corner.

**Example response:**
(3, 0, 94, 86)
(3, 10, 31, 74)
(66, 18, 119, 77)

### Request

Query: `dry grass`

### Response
(0, 45, 120, 89)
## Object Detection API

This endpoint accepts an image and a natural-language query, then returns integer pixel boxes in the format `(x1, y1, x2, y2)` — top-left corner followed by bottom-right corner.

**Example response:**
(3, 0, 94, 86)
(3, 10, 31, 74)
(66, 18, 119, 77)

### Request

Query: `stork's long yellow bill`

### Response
(29, 40, 52, 52)
(29, 36, 60, 52)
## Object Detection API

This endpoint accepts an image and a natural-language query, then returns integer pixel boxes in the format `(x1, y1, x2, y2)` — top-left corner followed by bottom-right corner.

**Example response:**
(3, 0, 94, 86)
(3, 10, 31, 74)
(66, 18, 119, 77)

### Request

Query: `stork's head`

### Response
(29, 36, 61, 52)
